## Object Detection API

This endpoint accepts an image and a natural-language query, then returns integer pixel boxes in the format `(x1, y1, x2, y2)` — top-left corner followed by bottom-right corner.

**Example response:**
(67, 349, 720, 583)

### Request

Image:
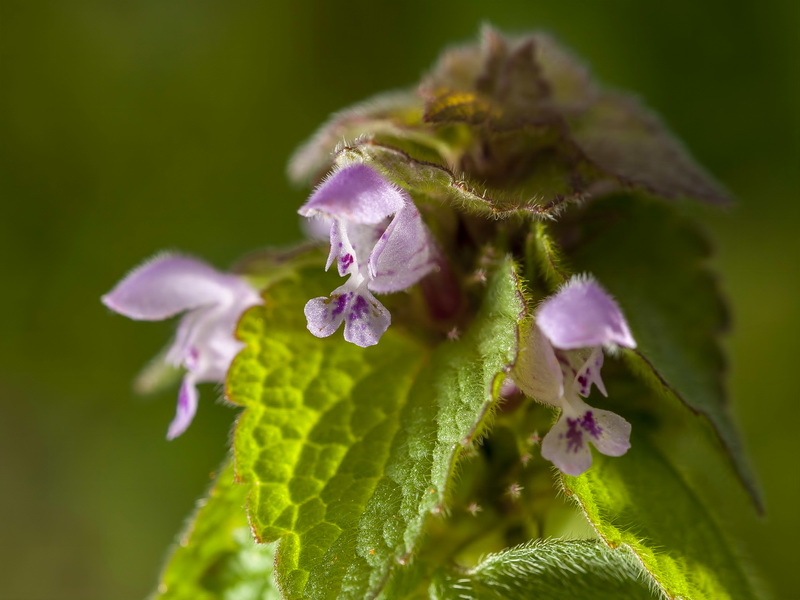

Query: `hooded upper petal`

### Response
(102, 254, 243, 321)
(298, 164, 406, 224)
(537, 276, 636, 350)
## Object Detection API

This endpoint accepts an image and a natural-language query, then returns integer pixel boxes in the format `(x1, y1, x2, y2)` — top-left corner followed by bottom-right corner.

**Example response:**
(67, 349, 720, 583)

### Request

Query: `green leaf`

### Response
(560, 395, 763, 600)
(155, 460, 279, 600)
(567, 92, 730, 206)
(538, 195, 761, 510)
(227, 258, 523, 599)
(525, 221, 571, 290)
(430, 540, 657, 600)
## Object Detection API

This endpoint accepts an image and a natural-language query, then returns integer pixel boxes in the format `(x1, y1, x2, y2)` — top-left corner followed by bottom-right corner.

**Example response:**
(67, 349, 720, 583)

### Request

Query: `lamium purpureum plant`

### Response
(104, 28, 766, 600)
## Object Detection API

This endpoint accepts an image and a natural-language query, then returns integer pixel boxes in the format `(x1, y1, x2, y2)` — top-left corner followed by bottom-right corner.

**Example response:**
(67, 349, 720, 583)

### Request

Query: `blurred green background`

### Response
(1, 1, 797, 598)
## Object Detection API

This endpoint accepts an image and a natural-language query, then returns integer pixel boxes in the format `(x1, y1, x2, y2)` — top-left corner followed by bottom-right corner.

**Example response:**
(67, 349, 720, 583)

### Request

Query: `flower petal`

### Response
(167, 375, 199, 440)
(165, 305, 208, 367)
(298, 164, 406, 225)
(586, 406, 631, 457)
(542, 395, 631, 475)
(102, 254, 239, 321)
(301, 215, 332, 241)
(573, 347, 607, 397)
(537, 276, 636, 350)
(304, 285, 352, 339)
(304, 283, 391, 347)
(342, 288, 391, 347)
(368, 203, 435, 293)
(512, 325, 563, 405)
(189, 305, 249, 383)
(541, 411, 593, 476)
(327, 220, 346, 272)
(164, 285, 259, 379)
(332, 219, 387, 277)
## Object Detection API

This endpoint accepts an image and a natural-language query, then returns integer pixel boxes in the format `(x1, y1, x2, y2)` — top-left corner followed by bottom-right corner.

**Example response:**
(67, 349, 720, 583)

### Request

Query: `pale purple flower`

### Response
(515, 276, 636, 476)
(102, 254, 262, 439)
(298, 164, 435, 347)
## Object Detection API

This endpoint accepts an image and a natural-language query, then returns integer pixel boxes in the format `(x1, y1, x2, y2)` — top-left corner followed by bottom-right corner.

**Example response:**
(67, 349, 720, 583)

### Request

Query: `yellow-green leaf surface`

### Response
(227, 258, 523, 599)
(155, 461, 279, 600)
(540, 195, 760, 509)
(431, 541, 658, 600)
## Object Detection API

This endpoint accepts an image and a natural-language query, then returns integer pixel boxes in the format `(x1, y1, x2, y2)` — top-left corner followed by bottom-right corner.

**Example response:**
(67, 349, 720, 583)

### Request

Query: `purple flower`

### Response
(102, 254, 262, 439)
(298, 164, 435, 347)
(514, 276, 636, 476)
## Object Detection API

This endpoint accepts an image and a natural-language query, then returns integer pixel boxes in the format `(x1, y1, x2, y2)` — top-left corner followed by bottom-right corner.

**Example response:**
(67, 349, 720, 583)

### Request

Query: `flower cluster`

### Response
(514, 276, 636, 475)
(102, 168, 635, 478)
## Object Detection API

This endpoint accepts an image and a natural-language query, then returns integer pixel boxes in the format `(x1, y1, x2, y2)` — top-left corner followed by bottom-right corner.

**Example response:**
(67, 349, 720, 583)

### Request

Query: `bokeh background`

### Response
(1, 1, 797, 598)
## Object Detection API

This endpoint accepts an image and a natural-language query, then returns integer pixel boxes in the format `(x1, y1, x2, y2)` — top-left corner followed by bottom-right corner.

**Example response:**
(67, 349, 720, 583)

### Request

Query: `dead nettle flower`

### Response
(102, 255, 262, 439)
(298, 164, 436, 347)
(514, 276, 636, 476)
